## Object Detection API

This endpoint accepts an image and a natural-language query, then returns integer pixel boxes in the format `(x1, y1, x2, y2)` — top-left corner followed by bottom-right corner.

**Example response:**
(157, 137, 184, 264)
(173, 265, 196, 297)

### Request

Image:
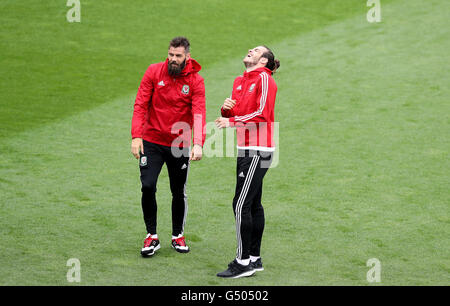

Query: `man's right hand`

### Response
(222, 98, 236, 110)
(131, 138, 144, 159)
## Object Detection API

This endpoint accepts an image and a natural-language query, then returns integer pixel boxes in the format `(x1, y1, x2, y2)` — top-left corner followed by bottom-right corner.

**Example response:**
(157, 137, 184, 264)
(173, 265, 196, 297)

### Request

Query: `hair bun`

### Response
(272, 59, 280, 73)
(274, 59, 280, 69)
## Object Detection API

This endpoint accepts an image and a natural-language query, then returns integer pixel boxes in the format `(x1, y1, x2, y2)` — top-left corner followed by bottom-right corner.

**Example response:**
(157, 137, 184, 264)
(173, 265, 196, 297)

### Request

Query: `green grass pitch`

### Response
(0, 0, 448, 285)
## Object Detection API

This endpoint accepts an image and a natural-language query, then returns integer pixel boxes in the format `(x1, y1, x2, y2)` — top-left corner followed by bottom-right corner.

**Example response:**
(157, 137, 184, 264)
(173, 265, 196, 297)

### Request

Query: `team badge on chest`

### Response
(181, 85, 190, 95)
(249, 83, 256, 92)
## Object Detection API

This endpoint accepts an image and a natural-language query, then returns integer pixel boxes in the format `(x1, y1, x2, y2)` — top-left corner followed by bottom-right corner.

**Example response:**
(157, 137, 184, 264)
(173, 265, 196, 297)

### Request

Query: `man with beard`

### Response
(131, 37, 206, 257)
(215, 46, 280, 278)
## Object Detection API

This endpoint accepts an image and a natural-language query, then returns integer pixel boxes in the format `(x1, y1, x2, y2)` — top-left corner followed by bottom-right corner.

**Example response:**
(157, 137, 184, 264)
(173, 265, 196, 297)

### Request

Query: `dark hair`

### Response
(169, 36, 190, 53)
(261, 45, 280, 73)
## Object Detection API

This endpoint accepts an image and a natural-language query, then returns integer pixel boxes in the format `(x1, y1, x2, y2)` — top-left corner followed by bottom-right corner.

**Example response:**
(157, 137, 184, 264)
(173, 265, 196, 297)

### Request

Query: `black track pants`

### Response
(232, 149, 273, 260)
(139, 140, 190, 236)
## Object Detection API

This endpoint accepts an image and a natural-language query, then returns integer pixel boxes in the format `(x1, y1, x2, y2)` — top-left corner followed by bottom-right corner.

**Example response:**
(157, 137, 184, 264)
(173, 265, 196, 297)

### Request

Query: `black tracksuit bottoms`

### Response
(233, 149, 273, 260)
(139, 140, 190, 237)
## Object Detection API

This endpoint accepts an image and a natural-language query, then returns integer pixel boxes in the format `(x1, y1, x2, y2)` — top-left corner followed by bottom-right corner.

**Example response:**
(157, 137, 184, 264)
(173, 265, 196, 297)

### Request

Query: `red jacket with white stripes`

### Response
(221, 67, 277, 151)
(131, 58, 206, 148)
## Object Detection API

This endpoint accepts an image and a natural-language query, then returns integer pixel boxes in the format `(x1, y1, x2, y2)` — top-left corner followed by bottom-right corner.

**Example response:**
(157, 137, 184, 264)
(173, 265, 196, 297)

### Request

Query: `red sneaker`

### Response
(171, 235, 190, 253)
(141, 234, 160, 257)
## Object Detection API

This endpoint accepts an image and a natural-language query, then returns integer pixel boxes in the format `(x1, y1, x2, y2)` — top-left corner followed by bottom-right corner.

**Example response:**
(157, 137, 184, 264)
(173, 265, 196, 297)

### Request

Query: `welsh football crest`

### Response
(140, 155, 147, 167)
(181, 85, 190, 95)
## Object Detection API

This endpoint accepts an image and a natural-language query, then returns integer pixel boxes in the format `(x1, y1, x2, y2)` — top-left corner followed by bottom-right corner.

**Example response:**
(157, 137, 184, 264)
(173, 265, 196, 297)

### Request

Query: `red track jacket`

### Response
(131, 58, 206, 148)
(221, 67, 277, 151)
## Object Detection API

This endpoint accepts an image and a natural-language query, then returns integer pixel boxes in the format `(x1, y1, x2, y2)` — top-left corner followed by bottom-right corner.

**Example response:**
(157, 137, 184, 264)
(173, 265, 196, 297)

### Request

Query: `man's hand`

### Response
(222, 98, 236, 110)
(215, 117, 230, 129)
(190, 144, 203, 161)
(131, 138, 144, 159)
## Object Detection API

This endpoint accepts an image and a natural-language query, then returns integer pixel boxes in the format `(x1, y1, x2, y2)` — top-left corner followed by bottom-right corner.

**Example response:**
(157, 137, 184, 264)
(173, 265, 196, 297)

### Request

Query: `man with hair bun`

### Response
(215, 45, 280, 278)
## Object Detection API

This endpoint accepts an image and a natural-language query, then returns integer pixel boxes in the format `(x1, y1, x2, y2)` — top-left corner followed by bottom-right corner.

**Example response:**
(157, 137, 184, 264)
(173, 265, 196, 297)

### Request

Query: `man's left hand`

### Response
(190, 144, 203, 161)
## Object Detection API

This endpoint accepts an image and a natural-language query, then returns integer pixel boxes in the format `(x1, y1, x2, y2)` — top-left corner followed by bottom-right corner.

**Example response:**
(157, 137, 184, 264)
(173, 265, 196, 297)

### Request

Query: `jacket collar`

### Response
(243, 66, 272, 78)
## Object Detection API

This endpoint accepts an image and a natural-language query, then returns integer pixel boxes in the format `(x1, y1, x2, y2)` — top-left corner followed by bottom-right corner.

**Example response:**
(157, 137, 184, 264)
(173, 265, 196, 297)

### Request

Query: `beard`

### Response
(243, 55, 260, 69)
(244, 61, 255, 68)
(168, 59, 186, 76)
